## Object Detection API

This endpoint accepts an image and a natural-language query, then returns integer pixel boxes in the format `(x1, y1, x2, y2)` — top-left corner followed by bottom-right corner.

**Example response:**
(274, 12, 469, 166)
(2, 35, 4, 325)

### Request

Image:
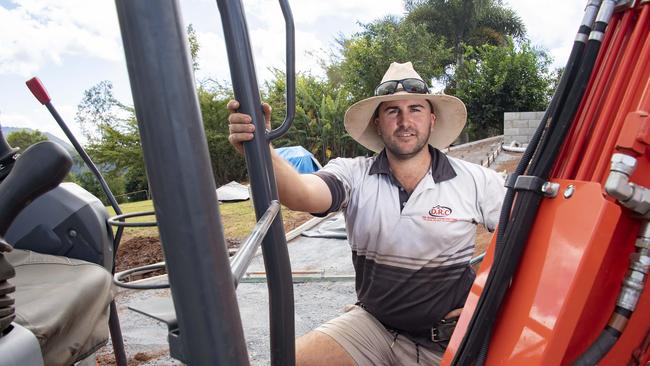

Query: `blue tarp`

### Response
(275, 146, 321, 174)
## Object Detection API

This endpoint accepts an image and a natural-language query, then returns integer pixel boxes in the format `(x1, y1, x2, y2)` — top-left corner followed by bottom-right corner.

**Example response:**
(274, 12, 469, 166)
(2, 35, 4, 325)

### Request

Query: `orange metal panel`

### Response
(442, 180, 622, 365)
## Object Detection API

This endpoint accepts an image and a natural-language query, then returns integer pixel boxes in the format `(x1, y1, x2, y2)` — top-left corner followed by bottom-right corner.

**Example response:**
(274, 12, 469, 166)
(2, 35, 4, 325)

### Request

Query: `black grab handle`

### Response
(267, 0, 295, 141)
(216, 0, 296, 365)
(0, 141, 71, 236)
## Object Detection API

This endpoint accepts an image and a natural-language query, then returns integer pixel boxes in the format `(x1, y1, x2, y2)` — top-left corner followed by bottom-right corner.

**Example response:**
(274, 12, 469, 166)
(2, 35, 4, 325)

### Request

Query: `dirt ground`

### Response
(113, 210, 314, 279)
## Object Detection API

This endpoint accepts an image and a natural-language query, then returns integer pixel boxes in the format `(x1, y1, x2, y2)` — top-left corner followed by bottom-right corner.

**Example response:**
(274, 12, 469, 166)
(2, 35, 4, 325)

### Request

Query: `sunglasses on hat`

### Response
(374, 78, 429, 96)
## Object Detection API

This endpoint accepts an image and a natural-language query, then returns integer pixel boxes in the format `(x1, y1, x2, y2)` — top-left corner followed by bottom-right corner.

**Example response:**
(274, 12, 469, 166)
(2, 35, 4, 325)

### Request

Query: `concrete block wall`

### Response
(503, 111, 545, 145)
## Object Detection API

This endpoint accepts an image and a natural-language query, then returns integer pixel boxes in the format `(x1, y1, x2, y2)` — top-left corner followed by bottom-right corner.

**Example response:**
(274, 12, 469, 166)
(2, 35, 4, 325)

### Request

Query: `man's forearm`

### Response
(268, 147, 331, 213)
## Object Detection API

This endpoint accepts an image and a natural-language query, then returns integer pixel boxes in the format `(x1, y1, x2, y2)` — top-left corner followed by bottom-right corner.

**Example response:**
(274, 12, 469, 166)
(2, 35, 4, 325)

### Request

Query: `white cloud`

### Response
(0, 0, 122, 76)
(506, 0, 584, 68)
(189, 0, 404, 85)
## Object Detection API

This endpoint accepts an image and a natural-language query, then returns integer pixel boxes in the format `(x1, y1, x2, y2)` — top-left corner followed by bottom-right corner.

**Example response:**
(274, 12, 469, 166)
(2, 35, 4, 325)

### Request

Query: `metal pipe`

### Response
(115, 1, 249, 364)
(232, 200, 280, 286)
(215, 1, 296, 364)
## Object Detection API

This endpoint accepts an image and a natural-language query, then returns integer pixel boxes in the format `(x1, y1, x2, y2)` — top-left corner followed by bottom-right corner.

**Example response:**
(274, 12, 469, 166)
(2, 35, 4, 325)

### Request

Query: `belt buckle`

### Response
(431, 317, 456, 343)
(431, 326, 441, 343)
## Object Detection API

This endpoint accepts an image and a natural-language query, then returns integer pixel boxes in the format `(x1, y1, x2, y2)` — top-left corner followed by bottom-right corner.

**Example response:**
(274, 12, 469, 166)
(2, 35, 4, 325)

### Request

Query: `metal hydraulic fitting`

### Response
(636, 237, 650, 250)
(605, 154, 636, 201)
(605, 153, 650, 216)
(610, 153, 637, 175)
(617, 223, 650, 312)
(618, 264, 647, 311)
(630, 252, 650, 273)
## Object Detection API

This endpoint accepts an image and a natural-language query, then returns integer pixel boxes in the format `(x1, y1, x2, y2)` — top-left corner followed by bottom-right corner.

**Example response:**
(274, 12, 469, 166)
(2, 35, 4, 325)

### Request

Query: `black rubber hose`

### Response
(573, 326, 621, 366)
(532, 31, 606, 177)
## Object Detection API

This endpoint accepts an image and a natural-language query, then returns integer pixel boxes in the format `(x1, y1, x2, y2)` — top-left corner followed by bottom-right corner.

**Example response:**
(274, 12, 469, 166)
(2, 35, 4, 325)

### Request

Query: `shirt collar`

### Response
(369, 145, 457, 183)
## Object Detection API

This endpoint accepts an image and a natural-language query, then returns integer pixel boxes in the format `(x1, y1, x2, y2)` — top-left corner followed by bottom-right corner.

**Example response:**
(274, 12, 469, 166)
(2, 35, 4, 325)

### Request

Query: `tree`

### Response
(74, 81, 146, 200)
(405, 0, 526, 78)
(187, 24, 200, 72)
(6, 129, 48, 151)
(454, 39, 553, 140)
(263, 70, 369, 161)
(328, 17, 451, 103)
(197, 83, 251, 185)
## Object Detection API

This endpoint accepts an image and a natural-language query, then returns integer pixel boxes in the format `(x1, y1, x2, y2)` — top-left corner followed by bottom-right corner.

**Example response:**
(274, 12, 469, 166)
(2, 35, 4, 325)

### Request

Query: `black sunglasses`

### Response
(374, 78, 429, 96)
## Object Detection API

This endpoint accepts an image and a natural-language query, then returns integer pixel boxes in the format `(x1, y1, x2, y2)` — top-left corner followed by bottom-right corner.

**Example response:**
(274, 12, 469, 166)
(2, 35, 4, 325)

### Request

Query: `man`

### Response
(228, 62, 505, 365)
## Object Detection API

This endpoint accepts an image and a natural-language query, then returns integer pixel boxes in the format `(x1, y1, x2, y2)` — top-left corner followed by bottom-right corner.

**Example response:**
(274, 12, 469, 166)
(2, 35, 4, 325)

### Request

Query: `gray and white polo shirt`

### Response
(314, 146, 505, 335)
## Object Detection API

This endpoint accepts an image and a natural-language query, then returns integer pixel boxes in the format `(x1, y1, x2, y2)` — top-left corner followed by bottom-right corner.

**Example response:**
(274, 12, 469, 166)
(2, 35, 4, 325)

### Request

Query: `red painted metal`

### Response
(576, 10, 642, 180)
(443, 3, 650, 365)
(578, 6, 648, 181)
(554, 12, 622, 179)
(594, 8, 650, 182)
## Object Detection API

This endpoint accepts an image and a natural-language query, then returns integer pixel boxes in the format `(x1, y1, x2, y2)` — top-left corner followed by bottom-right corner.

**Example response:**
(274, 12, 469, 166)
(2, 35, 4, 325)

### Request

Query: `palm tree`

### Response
(404, 0, 526, 71)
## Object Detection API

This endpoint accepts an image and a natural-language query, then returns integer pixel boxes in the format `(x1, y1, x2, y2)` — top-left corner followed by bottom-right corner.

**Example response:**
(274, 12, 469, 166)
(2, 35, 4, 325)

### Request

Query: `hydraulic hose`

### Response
(574, 326, 621, 365)
(451, 1, 608, 364)
(572, 160, 650, 365)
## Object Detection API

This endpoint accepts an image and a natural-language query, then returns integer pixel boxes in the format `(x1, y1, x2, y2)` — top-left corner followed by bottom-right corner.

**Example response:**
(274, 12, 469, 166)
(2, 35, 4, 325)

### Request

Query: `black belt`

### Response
(356, 302, 458, 351)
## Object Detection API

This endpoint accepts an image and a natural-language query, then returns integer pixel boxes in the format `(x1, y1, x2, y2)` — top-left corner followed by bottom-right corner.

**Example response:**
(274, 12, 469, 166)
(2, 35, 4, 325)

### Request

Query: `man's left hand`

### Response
(444, 308, 462, 319)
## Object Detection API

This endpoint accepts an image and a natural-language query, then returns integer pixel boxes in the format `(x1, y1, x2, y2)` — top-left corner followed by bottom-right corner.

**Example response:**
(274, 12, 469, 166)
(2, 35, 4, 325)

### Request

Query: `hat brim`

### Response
(344, 93, 467, 152)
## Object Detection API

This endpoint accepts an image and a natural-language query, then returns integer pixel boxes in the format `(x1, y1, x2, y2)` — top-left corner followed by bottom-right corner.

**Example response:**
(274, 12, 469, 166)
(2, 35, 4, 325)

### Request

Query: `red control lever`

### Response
(25, 77, 52, 105)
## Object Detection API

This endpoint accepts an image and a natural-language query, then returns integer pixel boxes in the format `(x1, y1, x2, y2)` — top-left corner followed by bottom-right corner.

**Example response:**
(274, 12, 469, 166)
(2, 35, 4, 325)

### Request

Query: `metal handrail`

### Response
(215, 0, 296, 364)
(113, 200, 281, 290)
(231, 200, 281, 285)
(267, 0, 295, 141)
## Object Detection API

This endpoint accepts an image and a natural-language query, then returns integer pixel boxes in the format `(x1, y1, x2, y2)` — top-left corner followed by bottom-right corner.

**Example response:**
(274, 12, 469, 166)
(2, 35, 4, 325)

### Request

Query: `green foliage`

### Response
(264, 70, 370, 161)
(187, 24, 200, 72)
(6, 129, 48, 151)
(74, 81, 146, 200)
(328, 17, 450, 102)
(405, 0, 526, 71)
(454, 39, 553, 140)
(75, 80, 127, 143)
(75, 170, 126, 205)
(198, 84, 250, 185)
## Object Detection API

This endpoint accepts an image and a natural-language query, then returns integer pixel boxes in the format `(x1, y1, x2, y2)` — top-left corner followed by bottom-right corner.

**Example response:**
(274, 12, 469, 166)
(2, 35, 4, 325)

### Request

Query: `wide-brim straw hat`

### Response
(344, 62, 467, 152)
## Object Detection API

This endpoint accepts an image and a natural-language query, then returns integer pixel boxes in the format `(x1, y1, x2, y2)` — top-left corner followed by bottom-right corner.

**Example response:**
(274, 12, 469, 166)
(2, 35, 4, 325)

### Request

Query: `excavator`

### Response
(0, 0, 648, 365)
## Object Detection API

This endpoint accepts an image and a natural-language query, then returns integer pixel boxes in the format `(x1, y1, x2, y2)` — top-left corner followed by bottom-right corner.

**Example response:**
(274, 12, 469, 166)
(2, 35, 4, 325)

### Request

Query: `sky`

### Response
(0, 0, 586, 143)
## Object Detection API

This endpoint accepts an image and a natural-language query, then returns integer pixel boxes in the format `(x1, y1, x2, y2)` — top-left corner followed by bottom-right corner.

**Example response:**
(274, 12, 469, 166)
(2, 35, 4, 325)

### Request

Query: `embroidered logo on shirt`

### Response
(428, 205, 452, 217)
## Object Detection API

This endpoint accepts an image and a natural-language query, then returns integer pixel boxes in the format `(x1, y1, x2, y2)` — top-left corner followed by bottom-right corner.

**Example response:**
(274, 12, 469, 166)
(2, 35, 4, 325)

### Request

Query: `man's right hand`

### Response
(227, 100, 272, 154)
(226, 99, 332, 214)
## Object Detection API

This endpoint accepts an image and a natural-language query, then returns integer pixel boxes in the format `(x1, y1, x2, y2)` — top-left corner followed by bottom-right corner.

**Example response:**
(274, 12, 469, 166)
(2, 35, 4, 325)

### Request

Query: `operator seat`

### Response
(7, 249, 113, 365)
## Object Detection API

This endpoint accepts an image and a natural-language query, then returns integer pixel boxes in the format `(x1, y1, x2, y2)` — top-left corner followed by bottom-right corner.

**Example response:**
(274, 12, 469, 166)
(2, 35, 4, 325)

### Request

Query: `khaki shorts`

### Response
(316, 305, 443, 366)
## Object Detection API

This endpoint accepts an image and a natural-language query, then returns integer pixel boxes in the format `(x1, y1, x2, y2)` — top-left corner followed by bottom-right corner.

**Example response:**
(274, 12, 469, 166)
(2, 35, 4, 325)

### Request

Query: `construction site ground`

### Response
(98, 136, 521, 365)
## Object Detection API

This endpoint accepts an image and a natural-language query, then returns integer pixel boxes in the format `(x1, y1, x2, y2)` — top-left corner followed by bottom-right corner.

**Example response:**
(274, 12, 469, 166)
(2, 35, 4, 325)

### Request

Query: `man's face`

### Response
(374, 99, 435, 160)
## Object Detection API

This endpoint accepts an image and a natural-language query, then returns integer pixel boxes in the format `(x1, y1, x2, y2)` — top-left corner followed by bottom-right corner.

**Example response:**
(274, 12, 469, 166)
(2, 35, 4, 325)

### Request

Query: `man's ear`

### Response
(430, 112, 436, 131)
(374, 117, 381, 135)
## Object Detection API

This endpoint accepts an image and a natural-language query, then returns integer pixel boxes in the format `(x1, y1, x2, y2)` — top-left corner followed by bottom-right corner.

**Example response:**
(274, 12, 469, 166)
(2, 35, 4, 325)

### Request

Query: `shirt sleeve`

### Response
(478, 168, 507, 232)
(310, 157, 360, 216)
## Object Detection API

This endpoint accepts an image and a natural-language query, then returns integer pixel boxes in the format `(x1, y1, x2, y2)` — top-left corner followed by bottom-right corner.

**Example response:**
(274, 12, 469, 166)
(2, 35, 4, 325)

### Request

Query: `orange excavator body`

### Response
(443, 2, 650, 365)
